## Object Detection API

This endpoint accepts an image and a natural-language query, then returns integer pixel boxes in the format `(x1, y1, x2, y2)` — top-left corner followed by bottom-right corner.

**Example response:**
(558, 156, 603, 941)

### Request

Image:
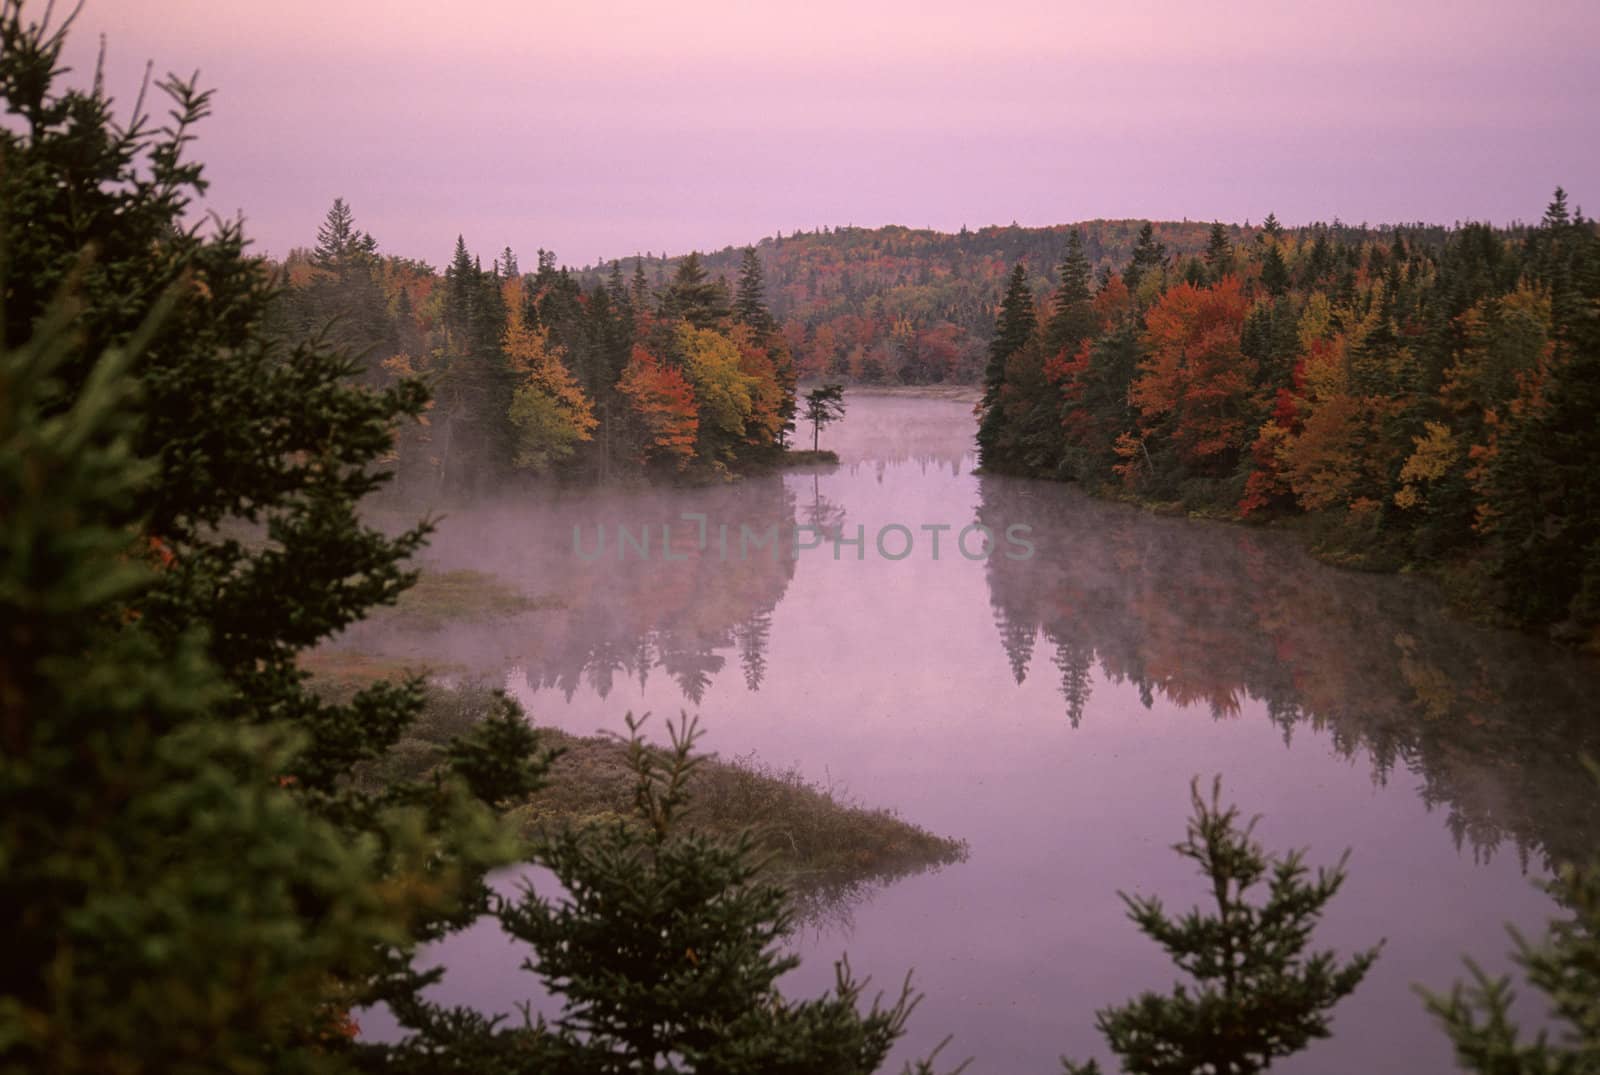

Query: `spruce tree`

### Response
(314, 195, 361, 269)
(1062, 778, 1381, 1075)
(497, 715, 931, 1074)
(734, 246, 778, 335)
(659, 251, 731, 329)
(1123, 222, 1169, 295)
(977, 263, 1037, 465)
(982, 263, 1037, 406)
(0, 12, 545, 1069)
(1260, 244, 1291, 299)
(1204, 221, 1234, 279)
(1045, 230, 1097, 356)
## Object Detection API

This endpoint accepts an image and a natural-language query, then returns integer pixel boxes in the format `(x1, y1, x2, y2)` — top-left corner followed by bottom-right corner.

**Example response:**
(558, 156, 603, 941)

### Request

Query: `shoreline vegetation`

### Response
(308, 671, 968, 896)
(302, 568, 966, 893)
(971, 205, 1600, 650)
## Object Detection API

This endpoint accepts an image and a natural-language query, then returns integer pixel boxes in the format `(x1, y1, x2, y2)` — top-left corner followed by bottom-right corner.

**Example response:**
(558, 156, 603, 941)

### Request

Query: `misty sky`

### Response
(59, 0, 1600, 268)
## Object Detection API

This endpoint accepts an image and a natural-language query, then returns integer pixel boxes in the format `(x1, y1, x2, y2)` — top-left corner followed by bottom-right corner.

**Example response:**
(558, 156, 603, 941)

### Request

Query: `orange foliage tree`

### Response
(618, 345, 699, 467)
(1131, 278, 1255, 475)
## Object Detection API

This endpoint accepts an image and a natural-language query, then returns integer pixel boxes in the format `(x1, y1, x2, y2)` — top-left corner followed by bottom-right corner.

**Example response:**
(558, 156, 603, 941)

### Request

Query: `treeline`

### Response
(270, 204, 798, 493)
(975, 200, 1600, 637)
(570, 218, 1474, 387)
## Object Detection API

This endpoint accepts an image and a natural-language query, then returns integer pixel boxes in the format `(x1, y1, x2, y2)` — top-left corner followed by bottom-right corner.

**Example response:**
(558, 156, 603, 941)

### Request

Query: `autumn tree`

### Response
(501, 282, 597, 472)
(619, 345, 700, 467)
(1129, 278, 1256, 479)
(678, 323, 757, 465)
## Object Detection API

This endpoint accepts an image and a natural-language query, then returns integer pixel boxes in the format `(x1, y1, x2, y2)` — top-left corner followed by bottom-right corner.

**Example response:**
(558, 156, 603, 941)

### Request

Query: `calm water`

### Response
(348, 391, 1600, 1073)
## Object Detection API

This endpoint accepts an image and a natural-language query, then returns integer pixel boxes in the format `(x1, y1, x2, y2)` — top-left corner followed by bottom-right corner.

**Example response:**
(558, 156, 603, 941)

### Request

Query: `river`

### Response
(347, 390, 1600, 1073)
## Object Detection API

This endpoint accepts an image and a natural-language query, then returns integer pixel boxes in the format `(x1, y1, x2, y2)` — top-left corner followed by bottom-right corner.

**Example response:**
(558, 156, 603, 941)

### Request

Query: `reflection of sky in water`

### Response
(348, 392, 1600, 1074)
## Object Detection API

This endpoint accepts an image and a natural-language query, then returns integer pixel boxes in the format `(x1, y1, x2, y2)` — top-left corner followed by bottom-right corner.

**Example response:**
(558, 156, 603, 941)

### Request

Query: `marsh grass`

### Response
(342, 680, 966, 892)
(769, 448, 840, 468)
(296, 649, 456, 698)
(375, 568, 564, 632)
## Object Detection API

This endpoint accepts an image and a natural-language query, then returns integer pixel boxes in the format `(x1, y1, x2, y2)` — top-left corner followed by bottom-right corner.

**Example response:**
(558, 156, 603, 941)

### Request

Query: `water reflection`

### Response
(345, 477, 800, 704)
(976, 474, 1600, 869)
(343, 391, 1600, 1074)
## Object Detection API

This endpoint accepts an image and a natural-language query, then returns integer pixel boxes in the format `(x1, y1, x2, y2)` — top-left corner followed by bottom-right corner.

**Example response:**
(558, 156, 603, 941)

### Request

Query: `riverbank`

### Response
(977, 460, 1600, 653)
(302, 565, 967, 888)
(315, 674, 966, 888)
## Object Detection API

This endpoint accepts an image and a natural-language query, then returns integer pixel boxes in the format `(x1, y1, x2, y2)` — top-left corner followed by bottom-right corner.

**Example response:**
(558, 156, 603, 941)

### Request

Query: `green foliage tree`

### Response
(0, 247, 544, 1075)
(1062, 778, 1382, 1075)
(803, 382, 848, 452)
(0, 6, 544, 1068)
(497, 714, 936, 1074)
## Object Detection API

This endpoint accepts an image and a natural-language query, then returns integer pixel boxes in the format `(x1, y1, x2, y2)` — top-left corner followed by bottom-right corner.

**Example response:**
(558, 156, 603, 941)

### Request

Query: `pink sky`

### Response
(58, 0, 1600, 267)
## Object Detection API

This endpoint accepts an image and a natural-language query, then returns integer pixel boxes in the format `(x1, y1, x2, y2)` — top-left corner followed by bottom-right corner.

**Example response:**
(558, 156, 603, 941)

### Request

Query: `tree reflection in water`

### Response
(976, 473, 1600, 870)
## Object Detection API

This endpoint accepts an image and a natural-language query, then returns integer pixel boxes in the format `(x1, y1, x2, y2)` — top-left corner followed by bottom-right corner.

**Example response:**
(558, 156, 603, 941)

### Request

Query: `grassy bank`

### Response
(333, 679, 966, 890)
(767, 448, 840, 468)
(375, 568, 563, 631)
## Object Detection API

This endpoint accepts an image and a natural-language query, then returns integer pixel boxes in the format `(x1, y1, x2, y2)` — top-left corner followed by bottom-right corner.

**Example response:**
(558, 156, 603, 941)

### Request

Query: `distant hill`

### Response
(573, 218, 1450, 382)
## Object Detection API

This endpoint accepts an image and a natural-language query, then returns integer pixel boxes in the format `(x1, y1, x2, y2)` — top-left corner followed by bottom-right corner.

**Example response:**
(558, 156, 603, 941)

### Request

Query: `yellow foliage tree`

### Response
(502, 300, 596, 472)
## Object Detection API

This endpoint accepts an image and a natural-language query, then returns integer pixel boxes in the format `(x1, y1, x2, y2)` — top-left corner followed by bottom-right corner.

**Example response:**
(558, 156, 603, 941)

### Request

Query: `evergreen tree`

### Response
(982, 263, 1037, 406)
(1204, 220, 1235, 278)
(803, 382, 848, 452)
(291, 198, 392, 374)
(1045, 230, 1096, 356)
(497, 715, 930, 1074)
(978, 263, 1038, 464)
(660, 251, 731, 330)
(734, 247, 777, 335)
(1062, 778, 1381, 1075)
(1123, 222, 1169, 295)
(313, 195, 376, 271)
(1260, 243, 1291, 298)
(0, 9, 547, 1068)
(631, 257, 653, 328)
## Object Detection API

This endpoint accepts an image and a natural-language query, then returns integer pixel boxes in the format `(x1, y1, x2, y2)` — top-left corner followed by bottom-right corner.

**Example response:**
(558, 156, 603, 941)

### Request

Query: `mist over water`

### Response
(342, 390, 1600, 1073)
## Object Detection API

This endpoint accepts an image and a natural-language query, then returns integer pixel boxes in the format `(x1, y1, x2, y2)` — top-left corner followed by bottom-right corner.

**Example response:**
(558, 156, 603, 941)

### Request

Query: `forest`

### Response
(265, 191, 1600, 639)
(971, 205, 1600, 639)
